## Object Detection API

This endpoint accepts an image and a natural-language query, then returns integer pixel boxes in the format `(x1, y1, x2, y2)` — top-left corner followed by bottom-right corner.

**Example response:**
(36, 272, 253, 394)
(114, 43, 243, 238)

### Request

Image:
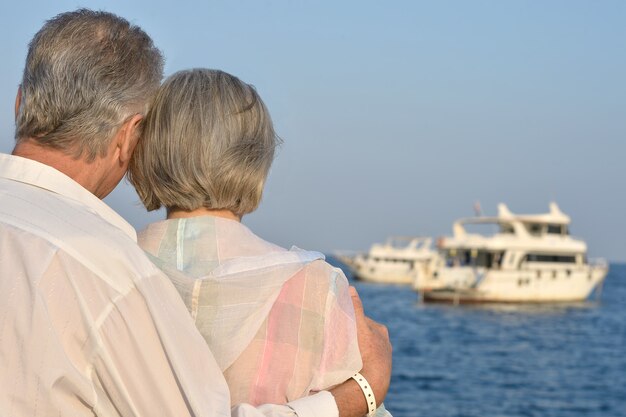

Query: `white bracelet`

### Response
(351, 372, 376, 417)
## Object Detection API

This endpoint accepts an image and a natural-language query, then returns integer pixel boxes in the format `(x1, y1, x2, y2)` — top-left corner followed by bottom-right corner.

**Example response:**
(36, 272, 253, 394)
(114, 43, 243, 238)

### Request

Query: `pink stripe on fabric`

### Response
(251, 270, 306, 404)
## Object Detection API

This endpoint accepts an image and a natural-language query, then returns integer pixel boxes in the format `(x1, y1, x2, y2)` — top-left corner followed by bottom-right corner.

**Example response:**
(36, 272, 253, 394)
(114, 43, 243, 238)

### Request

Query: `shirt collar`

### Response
(0, 153, 137, 241)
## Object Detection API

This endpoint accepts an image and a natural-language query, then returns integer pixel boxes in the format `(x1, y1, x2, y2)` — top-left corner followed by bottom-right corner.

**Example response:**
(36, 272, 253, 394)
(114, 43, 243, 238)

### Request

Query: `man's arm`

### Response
(232, 287, 392, 417)
(330, 286, 392, 417)
(93, 269, 391, 417)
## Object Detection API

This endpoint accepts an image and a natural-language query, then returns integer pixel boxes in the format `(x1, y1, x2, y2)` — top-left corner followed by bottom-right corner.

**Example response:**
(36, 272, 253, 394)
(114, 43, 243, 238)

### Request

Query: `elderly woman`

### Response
(129, 69, 388, 415)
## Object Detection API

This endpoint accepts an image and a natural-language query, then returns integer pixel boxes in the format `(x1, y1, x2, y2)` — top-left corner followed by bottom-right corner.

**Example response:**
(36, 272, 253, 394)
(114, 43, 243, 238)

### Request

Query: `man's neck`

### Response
(12, 139, 111, 199)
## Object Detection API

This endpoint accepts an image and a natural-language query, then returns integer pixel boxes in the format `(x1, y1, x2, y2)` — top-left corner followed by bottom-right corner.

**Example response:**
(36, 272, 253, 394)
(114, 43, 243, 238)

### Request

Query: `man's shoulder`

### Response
(0, 178, 158, 289)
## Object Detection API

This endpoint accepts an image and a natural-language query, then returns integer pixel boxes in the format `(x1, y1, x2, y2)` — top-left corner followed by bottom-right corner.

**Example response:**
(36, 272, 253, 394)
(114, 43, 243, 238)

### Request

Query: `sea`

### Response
(327, 258, 626, 417)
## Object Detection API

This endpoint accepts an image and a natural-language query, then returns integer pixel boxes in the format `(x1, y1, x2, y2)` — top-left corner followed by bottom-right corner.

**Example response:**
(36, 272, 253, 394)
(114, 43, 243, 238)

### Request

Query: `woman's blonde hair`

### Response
(128, 69, 279, 216)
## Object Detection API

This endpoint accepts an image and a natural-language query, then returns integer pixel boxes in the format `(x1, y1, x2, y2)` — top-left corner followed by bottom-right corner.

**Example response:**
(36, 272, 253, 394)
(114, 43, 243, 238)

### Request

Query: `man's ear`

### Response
(117, 114, 144, 165)
(14, 86, 22, 120)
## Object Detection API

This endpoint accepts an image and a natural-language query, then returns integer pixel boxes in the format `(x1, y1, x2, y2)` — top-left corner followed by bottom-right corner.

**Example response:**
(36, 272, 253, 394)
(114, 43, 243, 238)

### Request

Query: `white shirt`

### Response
(0, 153, 338, 417)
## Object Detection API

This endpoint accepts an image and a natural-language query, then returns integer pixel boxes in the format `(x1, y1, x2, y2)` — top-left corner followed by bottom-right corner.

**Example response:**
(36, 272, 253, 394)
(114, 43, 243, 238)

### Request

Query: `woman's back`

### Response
(139, 216, 362, 405)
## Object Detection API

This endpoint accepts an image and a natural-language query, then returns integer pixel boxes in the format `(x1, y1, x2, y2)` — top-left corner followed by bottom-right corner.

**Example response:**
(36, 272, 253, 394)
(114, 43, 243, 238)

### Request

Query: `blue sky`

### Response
(1, 1, 625, 262)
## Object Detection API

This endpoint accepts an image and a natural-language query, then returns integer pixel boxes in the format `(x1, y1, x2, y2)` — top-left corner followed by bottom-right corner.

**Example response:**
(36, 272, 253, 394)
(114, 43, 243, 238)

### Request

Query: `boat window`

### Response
(527, 224, 543, 236)
(547, 224, 562, 235)
(524, 253, 576, 263)
(491, 252, 504, 268)
(445, 249, 503, 268)
(499, 224, 514, 234)
(463, 251, 472, 265)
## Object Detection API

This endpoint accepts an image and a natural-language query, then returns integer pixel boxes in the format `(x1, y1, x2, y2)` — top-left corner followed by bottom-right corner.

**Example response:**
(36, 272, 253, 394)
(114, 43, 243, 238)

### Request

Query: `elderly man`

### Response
(0, 9, 391, 417)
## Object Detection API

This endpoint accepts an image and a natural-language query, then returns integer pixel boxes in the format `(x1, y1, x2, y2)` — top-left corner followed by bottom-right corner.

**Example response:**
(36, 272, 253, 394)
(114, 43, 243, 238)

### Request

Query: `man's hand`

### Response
(350, 286, 392, 404)
(330, 286, 392, 417)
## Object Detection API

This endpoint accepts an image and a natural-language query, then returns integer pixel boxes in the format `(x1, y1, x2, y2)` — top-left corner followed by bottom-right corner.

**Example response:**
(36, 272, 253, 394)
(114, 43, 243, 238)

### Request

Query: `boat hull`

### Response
(352, 257, 416, 284)
(421, 265, 608, 303)
(336, 237, 436, 284)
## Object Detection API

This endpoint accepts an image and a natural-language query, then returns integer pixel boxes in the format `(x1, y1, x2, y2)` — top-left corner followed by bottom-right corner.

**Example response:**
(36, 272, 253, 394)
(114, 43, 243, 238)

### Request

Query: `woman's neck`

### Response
(167, 207, 241, 222)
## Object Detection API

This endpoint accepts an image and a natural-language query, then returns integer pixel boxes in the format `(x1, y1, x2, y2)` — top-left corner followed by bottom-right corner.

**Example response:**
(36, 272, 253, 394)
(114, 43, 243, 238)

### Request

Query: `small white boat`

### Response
(336, 236, 437, 284)
(419, 203, 608, 303)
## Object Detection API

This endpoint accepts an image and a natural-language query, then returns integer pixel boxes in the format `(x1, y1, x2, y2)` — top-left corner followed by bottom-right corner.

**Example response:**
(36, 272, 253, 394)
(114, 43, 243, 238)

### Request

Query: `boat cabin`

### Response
(439, 203, 587, 271)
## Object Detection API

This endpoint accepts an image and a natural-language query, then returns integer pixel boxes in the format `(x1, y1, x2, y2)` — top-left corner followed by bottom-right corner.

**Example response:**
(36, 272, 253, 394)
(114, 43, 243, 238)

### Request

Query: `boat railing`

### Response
(589, 258, 608, 269)
(384, 236, 433, 249)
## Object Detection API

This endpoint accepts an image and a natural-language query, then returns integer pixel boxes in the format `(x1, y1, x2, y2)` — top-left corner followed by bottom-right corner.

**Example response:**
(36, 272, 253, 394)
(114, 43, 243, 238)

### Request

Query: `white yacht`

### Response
(336, 236, 436, 284)
(417, 203, 608, 303)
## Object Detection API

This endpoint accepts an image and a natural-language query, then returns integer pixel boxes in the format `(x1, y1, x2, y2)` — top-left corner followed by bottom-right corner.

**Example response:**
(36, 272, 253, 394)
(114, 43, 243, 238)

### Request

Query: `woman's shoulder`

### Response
(303, 258, 346, 279)
(298, 258, 350, 298)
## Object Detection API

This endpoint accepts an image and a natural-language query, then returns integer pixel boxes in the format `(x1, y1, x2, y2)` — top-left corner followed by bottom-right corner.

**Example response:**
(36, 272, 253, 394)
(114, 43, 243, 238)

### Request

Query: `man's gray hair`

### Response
(15, 9, 164, 161)
(128, 69, 279, 216)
